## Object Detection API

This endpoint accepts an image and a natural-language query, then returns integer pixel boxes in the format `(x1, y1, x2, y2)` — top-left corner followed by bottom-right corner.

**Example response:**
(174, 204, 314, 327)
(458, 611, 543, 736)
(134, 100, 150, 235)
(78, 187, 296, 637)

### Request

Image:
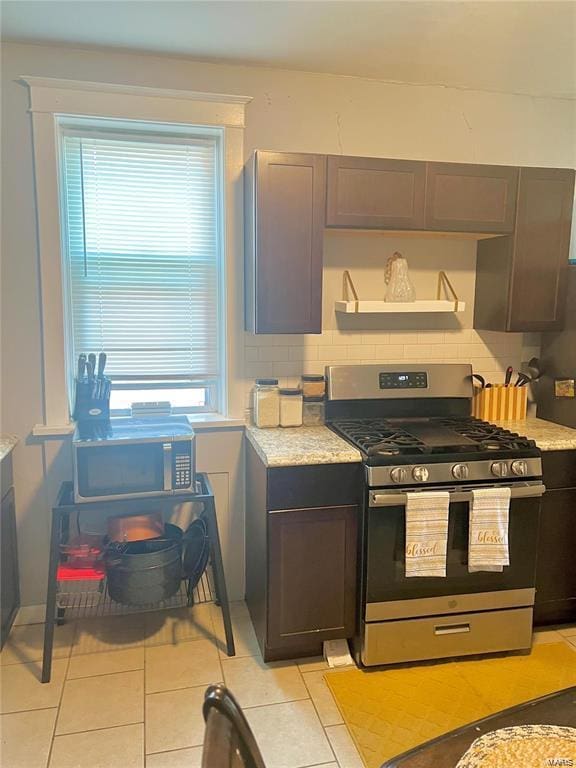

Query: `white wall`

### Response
(1, 42, 575, 607)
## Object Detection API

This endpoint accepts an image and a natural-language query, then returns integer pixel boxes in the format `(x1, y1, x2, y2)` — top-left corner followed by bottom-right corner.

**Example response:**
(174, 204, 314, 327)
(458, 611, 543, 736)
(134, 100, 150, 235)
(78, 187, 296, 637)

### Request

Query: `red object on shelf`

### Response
(57, 564, 105, 581)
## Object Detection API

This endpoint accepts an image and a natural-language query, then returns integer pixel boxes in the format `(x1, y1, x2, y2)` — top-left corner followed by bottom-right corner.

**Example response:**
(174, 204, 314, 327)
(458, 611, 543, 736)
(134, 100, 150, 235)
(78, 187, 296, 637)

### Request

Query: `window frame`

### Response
(56, 116, 225, 417)
(23, 76, 250, 434)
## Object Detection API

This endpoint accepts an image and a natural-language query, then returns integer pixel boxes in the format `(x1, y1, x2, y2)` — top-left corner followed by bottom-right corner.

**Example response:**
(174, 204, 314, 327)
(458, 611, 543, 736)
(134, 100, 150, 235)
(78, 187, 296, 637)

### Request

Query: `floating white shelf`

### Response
(335, 299, 466, 314)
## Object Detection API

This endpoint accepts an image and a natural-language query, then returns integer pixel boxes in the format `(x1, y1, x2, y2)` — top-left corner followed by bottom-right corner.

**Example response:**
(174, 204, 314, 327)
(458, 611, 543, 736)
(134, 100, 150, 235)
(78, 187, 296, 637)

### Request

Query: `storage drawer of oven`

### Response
(362, 606, 532, 666)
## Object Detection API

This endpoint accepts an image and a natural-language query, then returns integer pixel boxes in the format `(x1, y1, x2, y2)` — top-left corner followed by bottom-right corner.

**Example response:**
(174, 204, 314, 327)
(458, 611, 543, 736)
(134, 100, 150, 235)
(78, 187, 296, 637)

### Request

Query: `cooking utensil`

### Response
(527, 357, 542, 381)
(504, 366, 513, 386)
(472, 374, 486, 389)
(88, 352, 96, 373)
(182, 517, 210, 589)
(107, 512, 164, 543)
(515, 372, 531, 387)
(105, 524, 183, 606)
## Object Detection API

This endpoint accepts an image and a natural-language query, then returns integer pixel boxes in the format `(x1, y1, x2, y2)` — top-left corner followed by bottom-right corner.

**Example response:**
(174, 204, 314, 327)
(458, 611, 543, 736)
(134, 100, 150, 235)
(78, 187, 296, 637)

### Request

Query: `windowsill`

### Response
(32, 413, 246, 438)
(186, 414, 246, 430)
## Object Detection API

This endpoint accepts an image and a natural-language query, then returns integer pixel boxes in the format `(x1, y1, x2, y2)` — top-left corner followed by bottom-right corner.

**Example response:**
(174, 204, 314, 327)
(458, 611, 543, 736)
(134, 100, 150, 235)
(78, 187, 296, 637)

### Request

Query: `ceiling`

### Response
(2, 1, 575, 99)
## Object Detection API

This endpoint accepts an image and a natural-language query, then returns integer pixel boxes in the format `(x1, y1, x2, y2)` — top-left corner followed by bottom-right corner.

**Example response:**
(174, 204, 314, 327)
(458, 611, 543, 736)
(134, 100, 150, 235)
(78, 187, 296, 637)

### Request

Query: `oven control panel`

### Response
(379, 371, 428, 390)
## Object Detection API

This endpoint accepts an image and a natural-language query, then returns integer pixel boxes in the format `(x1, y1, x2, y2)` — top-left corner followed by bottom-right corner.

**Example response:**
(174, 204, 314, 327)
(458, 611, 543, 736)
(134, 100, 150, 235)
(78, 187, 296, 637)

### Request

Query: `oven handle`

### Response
(369, 483, 546, 507)
(163, 443, 172, 491)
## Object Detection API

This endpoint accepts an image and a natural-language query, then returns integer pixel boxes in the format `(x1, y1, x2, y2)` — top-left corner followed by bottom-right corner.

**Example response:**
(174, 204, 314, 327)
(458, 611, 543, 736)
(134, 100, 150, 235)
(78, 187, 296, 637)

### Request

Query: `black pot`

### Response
(105, 523, 183, 606)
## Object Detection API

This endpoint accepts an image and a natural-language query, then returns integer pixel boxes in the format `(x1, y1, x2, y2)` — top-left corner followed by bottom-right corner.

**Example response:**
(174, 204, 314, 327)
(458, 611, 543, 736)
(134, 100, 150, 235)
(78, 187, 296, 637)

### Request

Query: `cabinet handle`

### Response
(434, 623, 471, 636)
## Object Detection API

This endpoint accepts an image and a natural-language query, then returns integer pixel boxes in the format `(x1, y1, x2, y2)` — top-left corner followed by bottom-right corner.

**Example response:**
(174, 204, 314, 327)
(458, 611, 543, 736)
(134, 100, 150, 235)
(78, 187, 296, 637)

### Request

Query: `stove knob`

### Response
(412, 466, 429, 483)
(491, 461, 509, 478)
(452, 463, 469, 481)
(390, 467, 408, 484)
(511, 460, 528, 477)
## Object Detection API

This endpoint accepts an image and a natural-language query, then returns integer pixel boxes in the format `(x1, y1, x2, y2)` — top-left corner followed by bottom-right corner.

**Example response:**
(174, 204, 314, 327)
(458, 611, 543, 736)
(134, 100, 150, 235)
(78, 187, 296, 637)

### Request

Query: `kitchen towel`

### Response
(405, 491, 450, 577)
(469, 487, 511, 572)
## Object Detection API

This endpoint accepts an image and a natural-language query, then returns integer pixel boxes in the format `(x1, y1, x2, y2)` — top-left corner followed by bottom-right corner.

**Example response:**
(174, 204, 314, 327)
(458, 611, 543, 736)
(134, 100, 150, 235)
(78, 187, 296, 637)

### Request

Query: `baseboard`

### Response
(14, 604, 46, 626)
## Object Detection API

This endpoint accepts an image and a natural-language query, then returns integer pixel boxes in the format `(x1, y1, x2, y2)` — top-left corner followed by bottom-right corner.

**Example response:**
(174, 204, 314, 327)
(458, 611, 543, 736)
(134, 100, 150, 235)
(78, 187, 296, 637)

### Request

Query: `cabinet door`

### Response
(534, 488, 576, 625)
(326, 156, 426, 229)
(248, 152, 326, 334)
(268, 505, 357, 648)
(425, 162, 518, 233)
(507, 167, 575, 332)
(1, 487, 19, 648)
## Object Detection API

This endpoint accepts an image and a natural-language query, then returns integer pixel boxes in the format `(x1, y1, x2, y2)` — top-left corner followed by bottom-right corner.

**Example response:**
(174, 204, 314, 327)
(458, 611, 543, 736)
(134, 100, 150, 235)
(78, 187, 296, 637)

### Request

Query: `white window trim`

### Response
(22, 76, 251, 435)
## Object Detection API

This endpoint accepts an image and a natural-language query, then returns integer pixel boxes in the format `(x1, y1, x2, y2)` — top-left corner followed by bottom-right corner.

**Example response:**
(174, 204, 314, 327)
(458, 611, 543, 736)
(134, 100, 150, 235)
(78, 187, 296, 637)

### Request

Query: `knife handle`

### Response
(77, 354, 86, 380)
(97, 352, 107, 377)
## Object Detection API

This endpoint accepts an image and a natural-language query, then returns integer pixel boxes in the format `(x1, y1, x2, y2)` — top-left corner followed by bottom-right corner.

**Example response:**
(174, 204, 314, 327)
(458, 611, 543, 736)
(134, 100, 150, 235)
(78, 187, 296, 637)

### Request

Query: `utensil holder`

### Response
(73, 377, 111, 421)
(473, 384, 527, 421)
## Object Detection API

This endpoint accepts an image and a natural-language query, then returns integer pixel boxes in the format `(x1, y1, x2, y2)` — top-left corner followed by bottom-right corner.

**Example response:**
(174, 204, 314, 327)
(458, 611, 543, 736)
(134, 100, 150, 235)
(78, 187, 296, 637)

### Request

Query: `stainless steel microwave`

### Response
(72, 417, 196, 503)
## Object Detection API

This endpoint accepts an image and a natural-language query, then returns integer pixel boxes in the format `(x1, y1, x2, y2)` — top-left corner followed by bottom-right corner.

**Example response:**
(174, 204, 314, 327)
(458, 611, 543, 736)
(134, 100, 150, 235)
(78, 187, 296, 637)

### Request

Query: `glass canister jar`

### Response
(301, 374, 326, 399)
(303, 396, 325, 426)
(279, 388, 303, 427)
(253, 379, 280, 428)
(385, 252, 416, 302)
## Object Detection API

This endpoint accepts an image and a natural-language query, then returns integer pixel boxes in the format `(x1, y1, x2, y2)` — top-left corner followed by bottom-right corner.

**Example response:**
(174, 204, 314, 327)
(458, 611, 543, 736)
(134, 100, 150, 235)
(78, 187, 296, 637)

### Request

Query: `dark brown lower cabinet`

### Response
(534, 451, 576, 625)
(268, 506, 357, 651)
(245, 441, 361, 661)
(1, 454, 19, 648)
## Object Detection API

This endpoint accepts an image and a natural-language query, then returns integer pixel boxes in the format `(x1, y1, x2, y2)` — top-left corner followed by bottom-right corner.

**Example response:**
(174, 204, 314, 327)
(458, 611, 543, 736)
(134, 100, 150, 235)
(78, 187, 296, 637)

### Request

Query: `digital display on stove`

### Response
(379, 372, 428, 389)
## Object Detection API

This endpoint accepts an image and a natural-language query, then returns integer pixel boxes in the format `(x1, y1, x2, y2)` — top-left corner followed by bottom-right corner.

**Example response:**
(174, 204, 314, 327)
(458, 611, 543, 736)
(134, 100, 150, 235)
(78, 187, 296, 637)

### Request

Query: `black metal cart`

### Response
(41, 473, 235, 683)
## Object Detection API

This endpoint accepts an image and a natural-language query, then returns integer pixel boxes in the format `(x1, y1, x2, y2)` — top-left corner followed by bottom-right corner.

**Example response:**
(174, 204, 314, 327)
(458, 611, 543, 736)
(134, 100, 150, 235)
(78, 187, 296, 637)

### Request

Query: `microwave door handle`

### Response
(163, 443, 172, 491)
(369, 483, 546, 507)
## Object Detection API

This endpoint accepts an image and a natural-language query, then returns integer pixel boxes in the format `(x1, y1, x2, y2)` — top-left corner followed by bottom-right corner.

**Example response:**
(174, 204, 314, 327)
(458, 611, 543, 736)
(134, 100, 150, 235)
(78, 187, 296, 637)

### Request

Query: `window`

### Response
(58, 117, 224, 414)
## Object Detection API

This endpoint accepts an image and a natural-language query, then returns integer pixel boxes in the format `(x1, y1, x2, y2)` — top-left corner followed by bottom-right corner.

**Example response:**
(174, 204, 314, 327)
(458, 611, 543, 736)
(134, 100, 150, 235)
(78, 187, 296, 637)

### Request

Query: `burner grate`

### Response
(330, 416, 536, 458)
(332, 419, 427, 456)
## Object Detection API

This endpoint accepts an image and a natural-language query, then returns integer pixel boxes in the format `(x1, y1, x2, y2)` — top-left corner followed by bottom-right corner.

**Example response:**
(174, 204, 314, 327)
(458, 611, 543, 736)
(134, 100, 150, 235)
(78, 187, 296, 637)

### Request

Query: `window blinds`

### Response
(60, 127, 221, 386)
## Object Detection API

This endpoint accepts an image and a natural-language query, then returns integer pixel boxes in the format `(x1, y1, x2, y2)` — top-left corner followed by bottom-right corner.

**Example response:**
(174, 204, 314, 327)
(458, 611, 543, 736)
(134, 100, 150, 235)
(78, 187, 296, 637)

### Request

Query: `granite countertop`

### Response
(493, 417, 576, 452)
(245, 425, 362, 467)
(0, 435, 18, 463)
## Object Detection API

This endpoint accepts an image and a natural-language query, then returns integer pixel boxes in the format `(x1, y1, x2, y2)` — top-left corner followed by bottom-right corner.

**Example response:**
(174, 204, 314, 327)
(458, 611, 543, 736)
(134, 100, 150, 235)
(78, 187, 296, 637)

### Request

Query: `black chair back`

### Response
(201, 684, 266, 768)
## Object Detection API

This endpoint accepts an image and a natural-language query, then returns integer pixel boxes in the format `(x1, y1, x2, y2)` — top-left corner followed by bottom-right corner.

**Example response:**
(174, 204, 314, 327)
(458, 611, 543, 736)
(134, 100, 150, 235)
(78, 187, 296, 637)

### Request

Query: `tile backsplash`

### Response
(242, 232, 541, 414)
(243, 328, 541, 408)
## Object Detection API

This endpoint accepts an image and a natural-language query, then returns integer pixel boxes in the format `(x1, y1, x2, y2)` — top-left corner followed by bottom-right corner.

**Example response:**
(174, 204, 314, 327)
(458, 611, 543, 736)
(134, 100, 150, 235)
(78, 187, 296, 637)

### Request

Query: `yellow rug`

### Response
(324, 643, 576, 767)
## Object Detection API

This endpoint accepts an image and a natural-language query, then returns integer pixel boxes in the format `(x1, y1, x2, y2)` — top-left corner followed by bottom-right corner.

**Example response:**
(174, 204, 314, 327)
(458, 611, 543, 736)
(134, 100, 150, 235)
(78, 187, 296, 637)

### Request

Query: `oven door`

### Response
(74, 442, 170, 502)
(364, 483, 544, 618)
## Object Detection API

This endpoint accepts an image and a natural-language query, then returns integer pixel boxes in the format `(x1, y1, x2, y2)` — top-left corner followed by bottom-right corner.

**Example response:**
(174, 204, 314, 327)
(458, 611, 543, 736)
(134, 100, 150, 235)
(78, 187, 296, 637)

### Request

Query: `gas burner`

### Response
(480, 441, 504, 451)
(329, 416, 537, 464)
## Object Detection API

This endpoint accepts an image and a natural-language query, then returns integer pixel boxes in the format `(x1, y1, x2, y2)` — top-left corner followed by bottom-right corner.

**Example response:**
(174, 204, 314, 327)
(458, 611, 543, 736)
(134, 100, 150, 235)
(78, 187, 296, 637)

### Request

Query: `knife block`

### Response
(473, 384, 527, 421)
(72, 377, 111, 421)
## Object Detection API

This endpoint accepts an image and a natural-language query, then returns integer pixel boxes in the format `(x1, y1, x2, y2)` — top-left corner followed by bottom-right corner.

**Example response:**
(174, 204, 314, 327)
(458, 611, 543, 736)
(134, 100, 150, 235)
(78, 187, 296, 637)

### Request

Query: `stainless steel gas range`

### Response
(325, 363, 544, 667)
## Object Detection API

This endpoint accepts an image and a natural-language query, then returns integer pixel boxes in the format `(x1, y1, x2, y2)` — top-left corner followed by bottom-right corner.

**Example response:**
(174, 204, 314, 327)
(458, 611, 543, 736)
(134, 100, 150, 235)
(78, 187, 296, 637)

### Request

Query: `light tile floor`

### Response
(1, 602, 575, 768)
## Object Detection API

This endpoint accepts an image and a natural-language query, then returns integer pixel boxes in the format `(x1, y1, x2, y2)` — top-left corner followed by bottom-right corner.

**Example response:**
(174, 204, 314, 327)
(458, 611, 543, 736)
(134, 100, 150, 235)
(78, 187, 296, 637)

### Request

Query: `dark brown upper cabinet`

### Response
(475, 167, 575, 332)
(245, 151, 326, 334)
(326, 156, 426, 229)
(425, 162, 519, 233)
